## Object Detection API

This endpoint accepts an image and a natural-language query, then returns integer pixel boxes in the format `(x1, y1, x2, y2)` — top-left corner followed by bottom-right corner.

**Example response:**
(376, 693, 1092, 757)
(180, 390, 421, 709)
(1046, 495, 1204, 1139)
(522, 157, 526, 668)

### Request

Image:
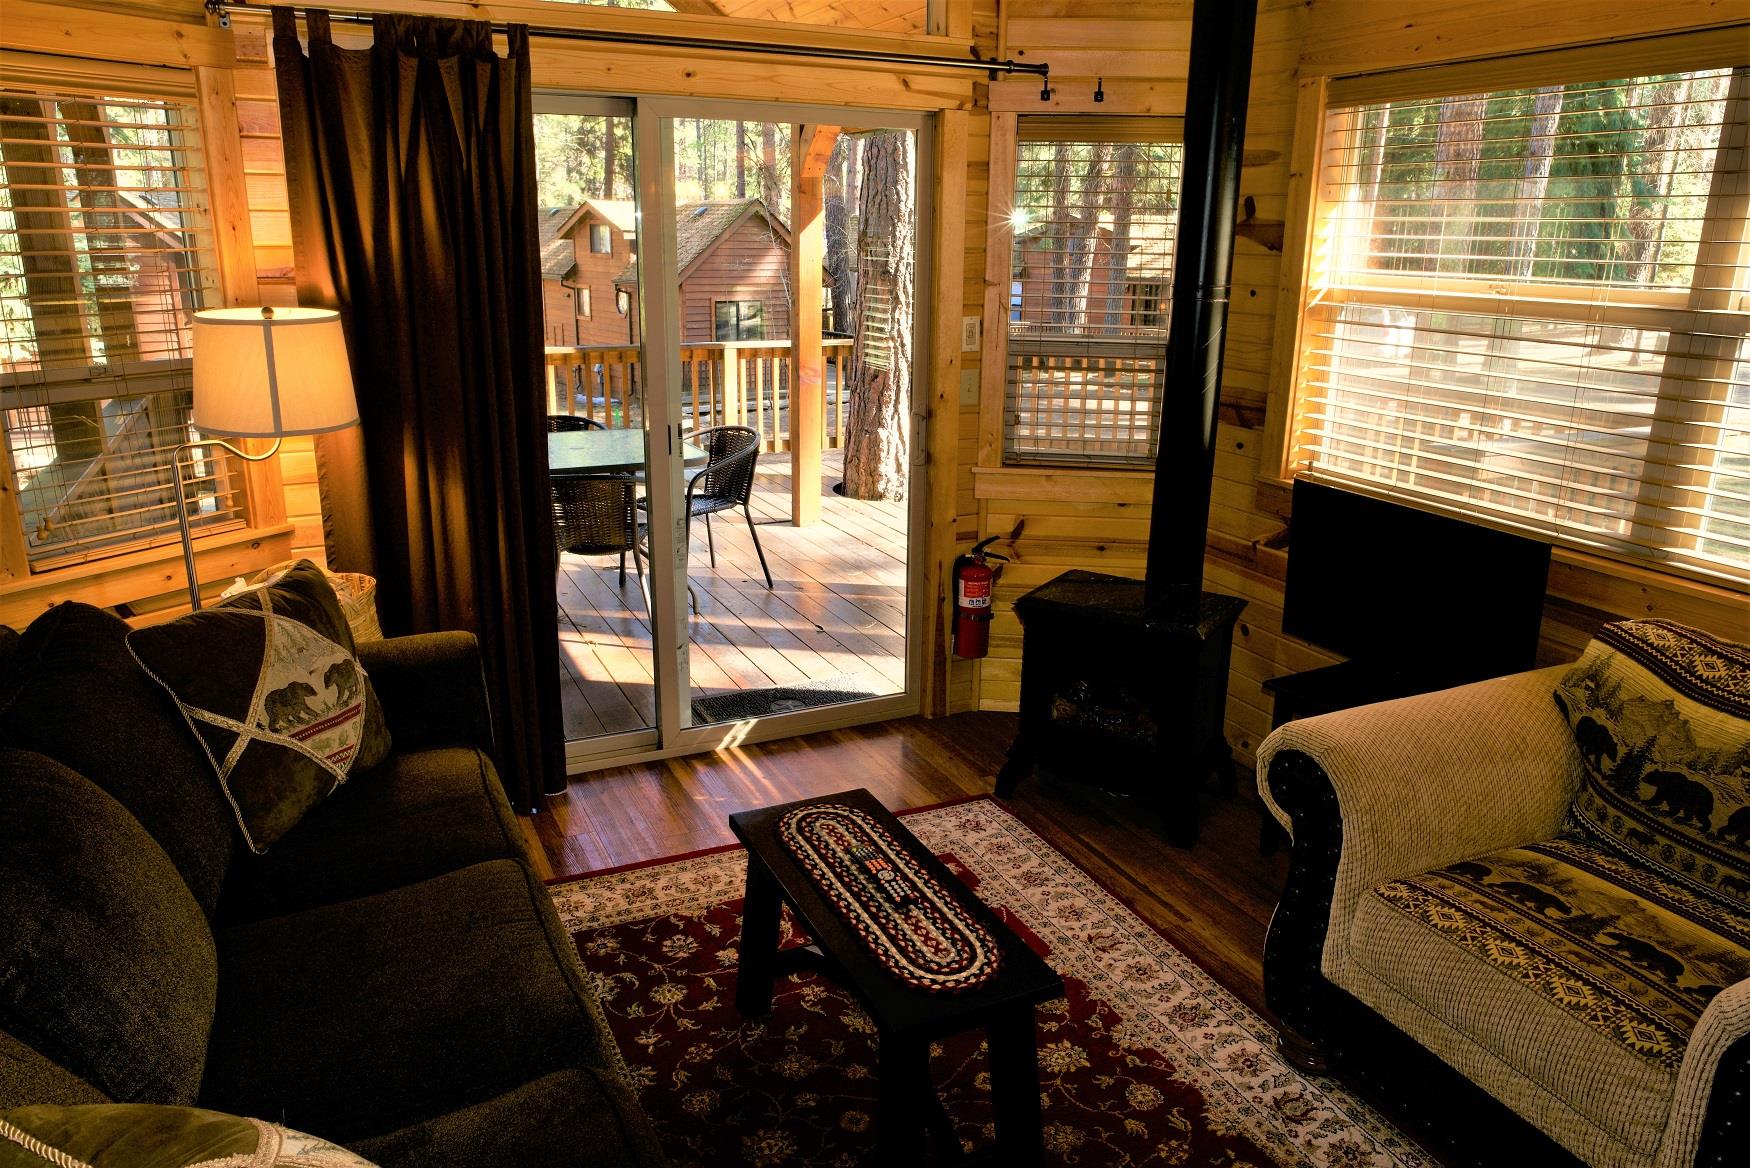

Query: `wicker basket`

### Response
(251, 560, 383, 643)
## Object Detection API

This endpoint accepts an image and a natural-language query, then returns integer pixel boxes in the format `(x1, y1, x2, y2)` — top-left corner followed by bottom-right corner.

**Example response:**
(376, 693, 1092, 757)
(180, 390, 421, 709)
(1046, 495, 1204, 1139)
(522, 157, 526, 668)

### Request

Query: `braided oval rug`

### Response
(777, 802, 1002, 994)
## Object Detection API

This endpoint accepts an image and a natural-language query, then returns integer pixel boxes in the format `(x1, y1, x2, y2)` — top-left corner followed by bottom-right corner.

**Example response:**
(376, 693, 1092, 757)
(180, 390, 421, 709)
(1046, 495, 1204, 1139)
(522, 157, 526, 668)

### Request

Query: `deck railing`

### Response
(543, 338, 854, 453)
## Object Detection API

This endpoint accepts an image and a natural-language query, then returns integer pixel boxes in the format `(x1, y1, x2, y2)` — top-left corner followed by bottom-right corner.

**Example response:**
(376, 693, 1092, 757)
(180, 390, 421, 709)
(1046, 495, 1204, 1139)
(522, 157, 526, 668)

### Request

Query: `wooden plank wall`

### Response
(960, 0, 1320, 768)
(959, 0, 1749, 769)
(230, 25, 325, 567)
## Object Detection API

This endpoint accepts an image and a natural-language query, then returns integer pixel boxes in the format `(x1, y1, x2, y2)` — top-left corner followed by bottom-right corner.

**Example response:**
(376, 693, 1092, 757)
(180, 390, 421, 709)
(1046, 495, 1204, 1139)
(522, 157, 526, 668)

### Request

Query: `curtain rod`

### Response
(216, 2, 1053, 97)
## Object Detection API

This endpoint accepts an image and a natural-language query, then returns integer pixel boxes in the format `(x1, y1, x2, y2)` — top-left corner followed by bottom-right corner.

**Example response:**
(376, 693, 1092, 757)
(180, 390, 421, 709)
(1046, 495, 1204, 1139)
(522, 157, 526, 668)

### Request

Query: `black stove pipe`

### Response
(1144, 0, 1258, 612)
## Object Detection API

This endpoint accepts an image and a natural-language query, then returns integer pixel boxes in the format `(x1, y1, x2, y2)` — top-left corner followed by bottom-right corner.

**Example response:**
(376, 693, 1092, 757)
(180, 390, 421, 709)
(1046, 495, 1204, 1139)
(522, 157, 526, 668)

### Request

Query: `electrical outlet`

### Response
(961, 316, 981, 352)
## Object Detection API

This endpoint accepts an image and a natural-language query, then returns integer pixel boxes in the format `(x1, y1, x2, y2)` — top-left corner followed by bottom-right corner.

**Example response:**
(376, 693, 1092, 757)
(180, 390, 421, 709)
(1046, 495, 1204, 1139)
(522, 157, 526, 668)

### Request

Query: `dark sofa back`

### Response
(0, 603, 236, 915)
(0, 748, 218, 1106)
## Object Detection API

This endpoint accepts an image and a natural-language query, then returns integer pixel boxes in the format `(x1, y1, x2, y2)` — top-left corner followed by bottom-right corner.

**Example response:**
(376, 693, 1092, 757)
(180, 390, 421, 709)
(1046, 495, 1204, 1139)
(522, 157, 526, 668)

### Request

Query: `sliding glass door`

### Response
(537, 93, 930, 770)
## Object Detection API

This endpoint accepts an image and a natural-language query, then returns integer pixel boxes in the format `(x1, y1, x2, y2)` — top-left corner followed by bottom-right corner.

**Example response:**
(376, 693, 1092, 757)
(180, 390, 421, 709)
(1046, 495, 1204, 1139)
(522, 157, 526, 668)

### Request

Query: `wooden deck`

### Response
(556, 448, 909, 738)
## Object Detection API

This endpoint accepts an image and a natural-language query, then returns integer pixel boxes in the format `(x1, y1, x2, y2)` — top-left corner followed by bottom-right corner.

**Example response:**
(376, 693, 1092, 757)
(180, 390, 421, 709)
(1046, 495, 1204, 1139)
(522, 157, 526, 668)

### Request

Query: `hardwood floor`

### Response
(520, 710, 1290, 1021)
(556, 448, 909, 738)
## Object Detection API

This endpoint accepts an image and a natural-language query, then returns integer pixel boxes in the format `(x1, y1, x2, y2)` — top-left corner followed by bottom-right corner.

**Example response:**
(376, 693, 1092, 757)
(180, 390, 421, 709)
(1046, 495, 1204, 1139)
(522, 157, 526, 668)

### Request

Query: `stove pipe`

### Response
(1143, 0, 1258, 612)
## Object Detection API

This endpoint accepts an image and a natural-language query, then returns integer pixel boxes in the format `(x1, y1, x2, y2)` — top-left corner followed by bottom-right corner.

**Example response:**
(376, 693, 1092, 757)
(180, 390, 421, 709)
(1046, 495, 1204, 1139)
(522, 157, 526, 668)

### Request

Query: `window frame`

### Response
(991, 116, 1188, 471)
(1262, 46, 1750, 591)
(0, 64, 289, 617)
(712, 298, 764, 342)
(589, 222, 612, 254)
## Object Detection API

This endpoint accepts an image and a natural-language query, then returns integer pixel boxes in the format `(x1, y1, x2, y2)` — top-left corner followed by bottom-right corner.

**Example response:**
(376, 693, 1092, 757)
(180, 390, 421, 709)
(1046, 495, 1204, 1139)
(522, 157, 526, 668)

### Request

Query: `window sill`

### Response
(0, 522, 295, 630)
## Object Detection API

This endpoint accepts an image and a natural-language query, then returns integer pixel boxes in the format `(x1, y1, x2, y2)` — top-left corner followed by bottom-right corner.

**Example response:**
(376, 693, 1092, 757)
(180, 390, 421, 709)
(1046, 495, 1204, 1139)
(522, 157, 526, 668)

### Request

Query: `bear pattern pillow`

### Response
(1554, 618, 1750, 908)
(0, 1103, 377, 1167)
(126, 560, 391, 854)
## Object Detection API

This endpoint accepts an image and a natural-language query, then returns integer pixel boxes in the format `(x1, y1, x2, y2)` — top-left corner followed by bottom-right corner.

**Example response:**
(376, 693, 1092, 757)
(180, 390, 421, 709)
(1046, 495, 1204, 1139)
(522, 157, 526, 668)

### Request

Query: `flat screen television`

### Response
(1281, 480, 1551, 684)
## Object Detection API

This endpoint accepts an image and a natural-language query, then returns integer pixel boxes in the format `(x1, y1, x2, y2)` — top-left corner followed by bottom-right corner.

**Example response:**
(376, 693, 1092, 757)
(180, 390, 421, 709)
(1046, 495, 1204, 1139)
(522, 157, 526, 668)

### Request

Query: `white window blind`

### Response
(1005, 121, 1183, 467)
(1299, 66, 1750, 585)
(0, 87, 234, 569)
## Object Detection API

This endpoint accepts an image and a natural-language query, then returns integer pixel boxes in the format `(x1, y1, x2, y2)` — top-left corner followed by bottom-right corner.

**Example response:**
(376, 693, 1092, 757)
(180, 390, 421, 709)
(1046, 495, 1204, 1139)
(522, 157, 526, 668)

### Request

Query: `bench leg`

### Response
(876, 1032, 930, 1163)
(735, 857, 783, 1017)
(990, 1008, 1044, 1168)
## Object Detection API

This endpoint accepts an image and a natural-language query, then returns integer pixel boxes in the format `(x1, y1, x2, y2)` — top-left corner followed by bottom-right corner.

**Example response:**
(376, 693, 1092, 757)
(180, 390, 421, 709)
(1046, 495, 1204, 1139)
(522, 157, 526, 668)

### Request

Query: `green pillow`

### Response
(126, 561, 392, 854)
(0, 1104, 376, 1167)
(1554, 618, 1750, 908)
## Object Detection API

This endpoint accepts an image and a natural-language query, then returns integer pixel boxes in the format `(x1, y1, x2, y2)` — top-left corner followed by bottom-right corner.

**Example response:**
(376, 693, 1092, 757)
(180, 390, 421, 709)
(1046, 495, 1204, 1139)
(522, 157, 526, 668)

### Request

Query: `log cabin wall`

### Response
(956, 0, 1750, 768)
(958, 0, 1315, 768)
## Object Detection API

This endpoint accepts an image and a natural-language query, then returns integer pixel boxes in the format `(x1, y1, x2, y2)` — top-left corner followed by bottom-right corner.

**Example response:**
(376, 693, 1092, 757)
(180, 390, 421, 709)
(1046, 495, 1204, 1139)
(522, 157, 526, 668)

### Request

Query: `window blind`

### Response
(1004, 126, 1183, 467)
(1299, 65, 1750, 584)
(0, 87, 235, 569)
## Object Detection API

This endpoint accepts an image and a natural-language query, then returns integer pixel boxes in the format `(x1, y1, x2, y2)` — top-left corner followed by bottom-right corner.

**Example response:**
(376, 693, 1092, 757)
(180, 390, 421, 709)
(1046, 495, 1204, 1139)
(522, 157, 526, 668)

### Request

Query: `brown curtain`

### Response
(273, 8, 562, 809)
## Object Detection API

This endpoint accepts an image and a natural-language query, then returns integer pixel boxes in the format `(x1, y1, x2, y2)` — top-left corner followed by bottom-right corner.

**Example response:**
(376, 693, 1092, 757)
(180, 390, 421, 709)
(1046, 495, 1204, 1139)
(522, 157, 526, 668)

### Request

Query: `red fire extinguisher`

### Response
(952, 536, 1008, 659)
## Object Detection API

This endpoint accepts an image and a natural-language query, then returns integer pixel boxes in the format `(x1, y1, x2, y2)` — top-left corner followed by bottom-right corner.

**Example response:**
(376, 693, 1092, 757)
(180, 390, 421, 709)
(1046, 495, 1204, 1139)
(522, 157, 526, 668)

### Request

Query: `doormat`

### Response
(690, 674, 885, 724)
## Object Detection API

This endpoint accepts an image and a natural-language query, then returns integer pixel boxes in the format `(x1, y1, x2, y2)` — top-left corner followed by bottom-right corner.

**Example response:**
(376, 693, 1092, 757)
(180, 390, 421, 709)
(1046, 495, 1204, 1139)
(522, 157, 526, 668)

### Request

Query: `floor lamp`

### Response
(177, 306, 359, 611)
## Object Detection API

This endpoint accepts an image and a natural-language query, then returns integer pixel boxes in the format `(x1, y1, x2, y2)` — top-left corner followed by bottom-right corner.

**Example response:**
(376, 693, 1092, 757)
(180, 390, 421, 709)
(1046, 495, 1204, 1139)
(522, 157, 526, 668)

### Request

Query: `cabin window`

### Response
(578, 287, 592, 320)
(1127, 281, 1168, 329)
(714, 300, 764, 342)
(0, 86, 239, 571)
(1292, 66, 1750, 584)
(589, 223, 612, 254)
(1002, 119, 1183, 467)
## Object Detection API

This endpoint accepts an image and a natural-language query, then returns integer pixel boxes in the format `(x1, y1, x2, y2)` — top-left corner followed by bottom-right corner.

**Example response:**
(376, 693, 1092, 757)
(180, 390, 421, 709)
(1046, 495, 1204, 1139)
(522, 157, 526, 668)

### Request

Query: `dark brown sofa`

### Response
(0, 602, 664, 1167)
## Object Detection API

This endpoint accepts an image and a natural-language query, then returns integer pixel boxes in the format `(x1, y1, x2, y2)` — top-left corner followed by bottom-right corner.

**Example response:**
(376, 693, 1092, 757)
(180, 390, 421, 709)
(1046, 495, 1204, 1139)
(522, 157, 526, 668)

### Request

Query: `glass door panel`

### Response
(534, 100, 664, 752)
(659, 116, 919, 727)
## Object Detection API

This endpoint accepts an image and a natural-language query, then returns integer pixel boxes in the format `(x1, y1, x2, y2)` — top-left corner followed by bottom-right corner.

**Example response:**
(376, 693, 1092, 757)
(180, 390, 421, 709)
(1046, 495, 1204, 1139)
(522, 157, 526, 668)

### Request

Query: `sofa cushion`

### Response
(1554, 618, 1750, 908)
(0, 1103, 377, 1167)
(0, 603, 234, 916)
(1355, 831, 1750, 1155)
(0, 1031, 110, 1108)
(0, 750, 217, 1107)
(219, 747, 525, 925)
(127, 560, 392, 854)
(348, 1069, 665, 1168)
(201, 860, 604, 1143)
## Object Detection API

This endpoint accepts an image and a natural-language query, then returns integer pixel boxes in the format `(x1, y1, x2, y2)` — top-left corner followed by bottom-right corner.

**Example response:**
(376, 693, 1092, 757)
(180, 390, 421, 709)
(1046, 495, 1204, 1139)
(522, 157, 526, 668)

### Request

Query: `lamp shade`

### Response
(191, 307, 358, 438)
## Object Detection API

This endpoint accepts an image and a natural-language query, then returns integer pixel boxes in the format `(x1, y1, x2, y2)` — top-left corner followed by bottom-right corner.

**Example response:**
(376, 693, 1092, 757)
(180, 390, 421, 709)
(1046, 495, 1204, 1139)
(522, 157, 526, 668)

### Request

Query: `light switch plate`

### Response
(961, 315, 981, 352)
(960, 369, 979, 406)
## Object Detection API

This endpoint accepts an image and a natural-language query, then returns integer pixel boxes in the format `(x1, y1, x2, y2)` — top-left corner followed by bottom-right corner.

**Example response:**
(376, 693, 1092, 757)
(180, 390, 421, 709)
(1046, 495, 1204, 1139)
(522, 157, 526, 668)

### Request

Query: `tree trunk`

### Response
(1101, 143, 1139, 329)
(736, 121, 747, 198)
(824, 136, 854, 334)
(759, 122, 779, 208)
(1617, 79, 1684, 285)
(1433, 95, 1488, 271)
(63, 101, 140, 364)
(603, 116, 618, 199)
(0, 96, 103, 462)
(1507, 87, 1563, 279)
(841, 131, 914, 502)
(1046, 142, 1076, 323)
(842, 135, 862, 318)
(1063, 144, 1111, 326)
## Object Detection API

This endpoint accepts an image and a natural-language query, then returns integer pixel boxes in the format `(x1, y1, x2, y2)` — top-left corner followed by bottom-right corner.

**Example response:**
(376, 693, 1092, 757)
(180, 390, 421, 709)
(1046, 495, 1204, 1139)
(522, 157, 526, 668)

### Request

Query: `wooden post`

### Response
(722, 343, 743, 428)
(790, 124, 839, 526)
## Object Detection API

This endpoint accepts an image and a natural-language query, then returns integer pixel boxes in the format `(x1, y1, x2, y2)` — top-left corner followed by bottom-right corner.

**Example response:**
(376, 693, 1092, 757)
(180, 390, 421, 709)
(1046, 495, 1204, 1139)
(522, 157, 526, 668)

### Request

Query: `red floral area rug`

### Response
(549, 799, 1428, 1168)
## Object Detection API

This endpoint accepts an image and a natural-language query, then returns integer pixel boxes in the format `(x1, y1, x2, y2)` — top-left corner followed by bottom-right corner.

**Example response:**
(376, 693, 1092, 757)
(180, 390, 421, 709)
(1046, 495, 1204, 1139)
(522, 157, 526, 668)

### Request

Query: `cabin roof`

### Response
(612, 198, 788, 286)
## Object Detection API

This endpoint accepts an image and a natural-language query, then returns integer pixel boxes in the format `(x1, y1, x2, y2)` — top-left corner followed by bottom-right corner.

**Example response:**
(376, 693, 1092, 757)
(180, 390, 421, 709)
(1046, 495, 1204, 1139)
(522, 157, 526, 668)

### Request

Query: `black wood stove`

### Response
(994, 0, 1257, 847)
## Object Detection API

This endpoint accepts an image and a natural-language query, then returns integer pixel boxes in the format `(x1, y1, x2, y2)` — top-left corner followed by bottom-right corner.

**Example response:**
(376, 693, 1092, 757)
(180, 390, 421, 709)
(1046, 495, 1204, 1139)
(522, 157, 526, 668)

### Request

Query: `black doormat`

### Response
(691, 674, 887, 724)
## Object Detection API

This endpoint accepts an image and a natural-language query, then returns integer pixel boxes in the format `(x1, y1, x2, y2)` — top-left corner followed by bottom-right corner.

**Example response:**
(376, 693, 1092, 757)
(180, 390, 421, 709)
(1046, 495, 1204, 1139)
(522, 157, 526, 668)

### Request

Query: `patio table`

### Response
(548, 427, 709, 475)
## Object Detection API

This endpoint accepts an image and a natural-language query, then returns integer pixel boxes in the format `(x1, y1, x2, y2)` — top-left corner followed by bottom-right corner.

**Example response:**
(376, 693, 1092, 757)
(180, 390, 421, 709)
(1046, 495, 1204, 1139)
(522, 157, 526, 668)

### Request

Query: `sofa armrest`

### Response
(356, 632, 495, 756)
(1257, 665, 1582, 989)
(1676, 981, 1750, 1168)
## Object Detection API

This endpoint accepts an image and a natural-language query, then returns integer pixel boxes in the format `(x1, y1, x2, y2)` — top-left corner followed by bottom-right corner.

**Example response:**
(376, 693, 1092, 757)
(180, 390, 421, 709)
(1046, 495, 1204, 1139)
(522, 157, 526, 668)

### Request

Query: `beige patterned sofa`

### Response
(1257, 619, 1748, 1168)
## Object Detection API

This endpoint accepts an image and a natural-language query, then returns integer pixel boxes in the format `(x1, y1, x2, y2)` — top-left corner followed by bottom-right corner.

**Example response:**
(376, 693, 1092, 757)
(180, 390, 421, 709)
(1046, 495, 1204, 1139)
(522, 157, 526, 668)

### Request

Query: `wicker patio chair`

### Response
(640, 424, 772, 589)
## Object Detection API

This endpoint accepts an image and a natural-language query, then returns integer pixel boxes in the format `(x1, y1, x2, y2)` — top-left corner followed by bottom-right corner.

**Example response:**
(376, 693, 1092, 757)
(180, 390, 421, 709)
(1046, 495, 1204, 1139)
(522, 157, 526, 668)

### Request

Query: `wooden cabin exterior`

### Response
(539, 200, 638, 347)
